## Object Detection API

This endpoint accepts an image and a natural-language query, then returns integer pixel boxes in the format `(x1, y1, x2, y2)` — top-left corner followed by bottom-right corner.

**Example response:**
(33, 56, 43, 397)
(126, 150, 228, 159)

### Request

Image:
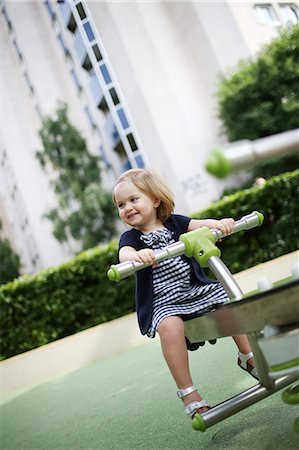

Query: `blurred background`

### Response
(1, 0, 298, 278)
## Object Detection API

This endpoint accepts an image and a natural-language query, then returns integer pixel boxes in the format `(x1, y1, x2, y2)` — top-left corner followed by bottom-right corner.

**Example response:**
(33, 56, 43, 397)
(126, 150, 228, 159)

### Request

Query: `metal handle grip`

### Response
(107, 211, 264, 282)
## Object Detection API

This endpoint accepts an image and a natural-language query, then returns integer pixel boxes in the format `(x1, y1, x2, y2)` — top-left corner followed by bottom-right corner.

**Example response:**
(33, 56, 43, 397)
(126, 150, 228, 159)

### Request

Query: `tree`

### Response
(36, 104, 117, 251)
(0, 221, 20, 284)
(217, 24, 299, 179)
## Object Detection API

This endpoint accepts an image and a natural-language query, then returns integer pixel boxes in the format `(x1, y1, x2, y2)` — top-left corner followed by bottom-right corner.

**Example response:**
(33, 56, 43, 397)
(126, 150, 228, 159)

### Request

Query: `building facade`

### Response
(1, 0, 298, 273)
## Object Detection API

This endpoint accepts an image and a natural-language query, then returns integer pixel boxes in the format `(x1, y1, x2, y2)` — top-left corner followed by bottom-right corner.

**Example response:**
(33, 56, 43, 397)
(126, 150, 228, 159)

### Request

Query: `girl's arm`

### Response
(188, 218, 235, 235)
(119, 245, 156, 265)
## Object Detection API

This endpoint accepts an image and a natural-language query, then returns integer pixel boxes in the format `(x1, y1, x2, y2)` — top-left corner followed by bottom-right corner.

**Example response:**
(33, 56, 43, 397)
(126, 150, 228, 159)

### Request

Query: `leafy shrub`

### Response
(0, 242, 134, 360)
(192, 170, 299, 273)
(217, 25, 299, 141)
(217, 24, 299, 179)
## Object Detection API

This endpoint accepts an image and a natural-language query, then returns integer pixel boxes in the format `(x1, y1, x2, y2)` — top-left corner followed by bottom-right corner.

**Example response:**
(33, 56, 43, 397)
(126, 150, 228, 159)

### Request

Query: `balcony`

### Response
(58, 1, 76, 33)
(74, 29, 92, 71)
(105, 113, 121, 150)
(89, 73, 107, 111)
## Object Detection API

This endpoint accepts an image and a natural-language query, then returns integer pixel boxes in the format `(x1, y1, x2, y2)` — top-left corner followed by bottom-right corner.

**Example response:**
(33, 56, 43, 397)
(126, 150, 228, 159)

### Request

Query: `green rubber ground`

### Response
(1, 337, 298, 449)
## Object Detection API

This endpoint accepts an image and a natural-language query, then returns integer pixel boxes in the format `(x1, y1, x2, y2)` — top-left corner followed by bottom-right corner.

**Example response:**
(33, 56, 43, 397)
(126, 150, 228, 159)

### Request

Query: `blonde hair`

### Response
(112, 169, 175, 222)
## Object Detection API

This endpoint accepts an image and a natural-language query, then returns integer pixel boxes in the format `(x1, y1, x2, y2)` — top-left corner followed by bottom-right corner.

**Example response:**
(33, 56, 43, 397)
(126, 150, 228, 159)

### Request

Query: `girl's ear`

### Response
(153, 197, 161, 208)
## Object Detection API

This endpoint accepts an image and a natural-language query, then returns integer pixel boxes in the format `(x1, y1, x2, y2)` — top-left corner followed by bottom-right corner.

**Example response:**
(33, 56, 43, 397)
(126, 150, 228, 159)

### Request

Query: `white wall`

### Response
(88, 1, 280, 213)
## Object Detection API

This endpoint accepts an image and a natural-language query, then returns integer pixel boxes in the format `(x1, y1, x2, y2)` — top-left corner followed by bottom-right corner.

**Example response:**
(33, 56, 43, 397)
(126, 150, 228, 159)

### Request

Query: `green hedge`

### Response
(1, 170, 298, 360)
(192, 170, 299, 273)
(0, 242, 135, 360)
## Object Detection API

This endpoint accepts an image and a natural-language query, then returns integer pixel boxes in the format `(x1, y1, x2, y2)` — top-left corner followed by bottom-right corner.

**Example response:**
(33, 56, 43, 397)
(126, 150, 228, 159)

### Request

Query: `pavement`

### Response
(1, 336, 298, 450)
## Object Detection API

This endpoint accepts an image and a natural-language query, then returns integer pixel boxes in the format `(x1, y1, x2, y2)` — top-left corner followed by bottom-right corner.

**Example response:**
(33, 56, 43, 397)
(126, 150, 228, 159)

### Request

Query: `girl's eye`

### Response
(131, 197, 138, 202)
(118, 203, 124, 209)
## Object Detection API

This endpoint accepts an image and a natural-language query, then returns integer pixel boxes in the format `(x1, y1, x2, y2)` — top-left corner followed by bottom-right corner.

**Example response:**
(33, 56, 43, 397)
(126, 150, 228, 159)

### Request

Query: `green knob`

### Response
(107, 266, 120, 282)
(192, 413, 207, 432)
(205, 149, 232, 179)
(282, 384, 299, 405)
(253, 211, 264, 226)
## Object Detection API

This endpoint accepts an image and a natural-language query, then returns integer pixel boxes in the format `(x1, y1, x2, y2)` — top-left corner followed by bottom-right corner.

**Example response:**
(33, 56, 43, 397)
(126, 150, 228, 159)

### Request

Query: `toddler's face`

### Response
(114, 180, 160, 231)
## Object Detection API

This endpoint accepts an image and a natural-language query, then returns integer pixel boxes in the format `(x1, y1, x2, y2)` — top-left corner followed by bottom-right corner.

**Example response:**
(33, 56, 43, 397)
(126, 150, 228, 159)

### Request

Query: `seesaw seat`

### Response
(184, 279, 299, 432)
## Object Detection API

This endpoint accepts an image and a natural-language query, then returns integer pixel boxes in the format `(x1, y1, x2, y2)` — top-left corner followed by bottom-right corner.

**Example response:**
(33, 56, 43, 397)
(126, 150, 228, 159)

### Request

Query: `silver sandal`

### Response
(238, 351, 259, 380)
(177, 385, 210, 417)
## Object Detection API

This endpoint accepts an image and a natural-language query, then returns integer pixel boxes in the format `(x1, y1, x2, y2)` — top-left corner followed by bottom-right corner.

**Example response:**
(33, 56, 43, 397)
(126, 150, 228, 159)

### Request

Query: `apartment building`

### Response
(1, 0, 298, 272)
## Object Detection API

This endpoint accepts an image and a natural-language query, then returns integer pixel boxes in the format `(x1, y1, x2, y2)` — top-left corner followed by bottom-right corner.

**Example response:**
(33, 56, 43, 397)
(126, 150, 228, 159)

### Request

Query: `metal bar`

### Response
(211, 211, 263, 240)
(207, 255, 243, 301)
(200, 371, 299, 429)
(247, 331, 275, 390)
(107, 241, 186, 281)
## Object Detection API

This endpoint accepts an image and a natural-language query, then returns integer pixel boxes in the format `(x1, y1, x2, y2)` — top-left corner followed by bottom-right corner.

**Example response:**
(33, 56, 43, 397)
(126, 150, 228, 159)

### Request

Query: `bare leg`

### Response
(157, 316, 208, 411)
(233, 334, 255, 367)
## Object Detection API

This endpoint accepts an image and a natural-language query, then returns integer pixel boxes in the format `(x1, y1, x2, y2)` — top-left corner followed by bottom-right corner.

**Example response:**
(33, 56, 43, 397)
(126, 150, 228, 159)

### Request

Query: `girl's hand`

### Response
(119, 246, 157, 266)
(133, 249, 156, 265)
(188, 217, 235, 234)
(213, 218, 235, 235)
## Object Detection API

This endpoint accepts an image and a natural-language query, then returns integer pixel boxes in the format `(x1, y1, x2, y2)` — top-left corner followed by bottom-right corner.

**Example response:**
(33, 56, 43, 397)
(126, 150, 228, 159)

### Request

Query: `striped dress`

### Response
(140, 228, 229, 338)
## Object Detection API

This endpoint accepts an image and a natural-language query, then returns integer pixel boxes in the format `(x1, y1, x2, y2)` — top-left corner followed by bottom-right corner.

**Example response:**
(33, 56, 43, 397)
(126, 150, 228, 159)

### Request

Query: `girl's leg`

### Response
(157, 316, 208, 411)
(233, 334, 255, 367)
(233, 334, 259, 380)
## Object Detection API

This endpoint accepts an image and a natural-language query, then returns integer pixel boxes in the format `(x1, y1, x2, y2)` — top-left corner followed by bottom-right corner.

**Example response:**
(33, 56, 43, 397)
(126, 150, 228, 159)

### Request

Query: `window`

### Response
(105, 113, 120, 148)
(254, 4, 280, 26)
(74, 29, 92, 70)
(117, 108, 130, 130)
(76, 2, 87, 20)
(109, 87, 120, 105)
(126, 133, 138, 152)
(12, 39, 23, 61)
(44, 0, 55, 20)
(70, 68, 82, 91)
(57, 33, 69, 56)
(23, 71, 34, 94)
(135, 153, 145, 168)
(100, 64, 112, 84)
(89, 72, 105, 109)
(1, 4, 13, 31)
(279, 3, 299, 24)
(83, 21, 95, 42)
(84, 105, 95, 128)
(92, 43, 102, 61)
(58, 0, 76, 33)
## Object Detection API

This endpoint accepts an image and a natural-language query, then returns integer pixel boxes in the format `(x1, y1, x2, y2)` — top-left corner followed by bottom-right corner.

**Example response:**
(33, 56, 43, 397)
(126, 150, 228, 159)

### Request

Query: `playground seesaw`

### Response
(107, 211, 299, 432)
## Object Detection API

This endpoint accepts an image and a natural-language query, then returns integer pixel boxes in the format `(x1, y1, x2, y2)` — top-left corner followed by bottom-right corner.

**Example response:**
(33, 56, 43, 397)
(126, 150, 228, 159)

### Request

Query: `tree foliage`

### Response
(217, 24, 299, 178)
(0, 238, 20, 285)
(36, 104, 117, 251)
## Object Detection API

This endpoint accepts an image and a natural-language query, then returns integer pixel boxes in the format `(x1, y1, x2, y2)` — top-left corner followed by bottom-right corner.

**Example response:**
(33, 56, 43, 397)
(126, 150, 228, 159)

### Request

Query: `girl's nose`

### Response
(124, 203, 133, 213)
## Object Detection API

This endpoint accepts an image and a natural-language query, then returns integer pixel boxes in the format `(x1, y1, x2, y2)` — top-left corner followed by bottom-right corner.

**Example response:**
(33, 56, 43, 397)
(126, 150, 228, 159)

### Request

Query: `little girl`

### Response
(112, 168, 258, 422)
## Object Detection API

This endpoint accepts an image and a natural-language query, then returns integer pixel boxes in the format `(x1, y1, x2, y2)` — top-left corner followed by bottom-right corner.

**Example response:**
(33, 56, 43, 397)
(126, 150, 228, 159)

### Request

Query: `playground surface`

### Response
(1, 336, 298, 450)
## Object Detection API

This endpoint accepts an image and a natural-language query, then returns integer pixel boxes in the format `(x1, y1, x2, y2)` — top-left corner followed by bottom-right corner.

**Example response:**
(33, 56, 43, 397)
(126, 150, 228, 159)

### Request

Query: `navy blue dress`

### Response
(118, 214, 228, 336)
